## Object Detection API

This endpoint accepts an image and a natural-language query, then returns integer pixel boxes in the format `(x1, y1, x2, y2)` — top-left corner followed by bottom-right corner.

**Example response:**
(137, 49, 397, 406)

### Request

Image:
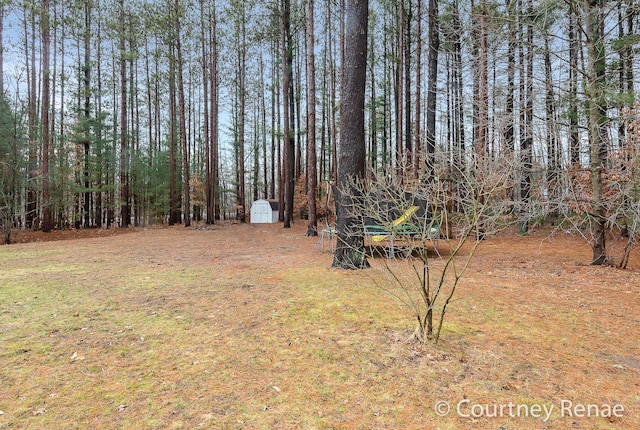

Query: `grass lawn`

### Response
(1, 222, 638, 429)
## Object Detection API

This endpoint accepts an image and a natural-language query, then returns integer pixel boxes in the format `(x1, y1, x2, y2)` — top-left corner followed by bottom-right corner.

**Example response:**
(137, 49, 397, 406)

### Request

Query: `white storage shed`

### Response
(250, 199, 279, 223)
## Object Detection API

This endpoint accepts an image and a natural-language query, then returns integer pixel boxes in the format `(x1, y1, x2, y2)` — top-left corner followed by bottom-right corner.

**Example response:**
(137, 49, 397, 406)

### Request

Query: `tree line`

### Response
(0, 0, 638, 264)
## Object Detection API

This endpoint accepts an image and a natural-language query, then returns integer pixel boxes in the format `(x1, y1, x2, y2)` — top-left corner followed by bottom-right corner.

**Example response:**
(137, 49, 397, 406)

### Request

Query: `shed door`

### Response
(252, 202, 270, 223)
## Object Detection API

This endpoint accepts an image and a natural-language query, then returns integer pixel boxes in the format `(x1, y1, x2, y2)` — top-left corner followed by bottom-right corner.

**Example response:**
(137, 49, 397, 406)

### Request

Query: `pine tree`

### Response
(332, 0, 369, 269)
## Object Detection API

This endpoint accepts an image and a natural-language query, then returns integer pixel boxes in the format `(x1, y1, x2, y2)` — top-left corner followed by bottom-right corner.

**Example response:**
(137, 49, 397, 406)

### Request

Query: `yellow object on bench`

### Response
(371, 205, 419, 242)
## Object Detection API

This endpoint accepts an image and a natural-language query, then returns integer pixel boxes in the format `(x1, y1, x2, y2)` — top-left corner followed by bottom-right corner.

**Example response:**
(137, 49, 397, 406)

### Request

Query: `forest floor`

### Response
(1, 221, 639, 429)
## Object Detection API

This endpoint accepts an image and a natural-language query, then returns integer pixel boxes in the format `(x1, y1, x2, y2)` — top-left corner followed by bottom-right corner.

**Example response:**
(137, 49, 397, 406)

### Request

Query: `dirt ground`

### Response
(1, 221, 639, 429)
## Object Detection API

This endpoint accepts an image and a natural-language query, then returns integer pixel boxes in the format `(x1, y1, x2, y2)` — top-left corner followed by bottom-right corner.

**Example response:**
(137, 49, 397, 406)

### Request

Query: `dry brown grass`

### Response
(0, 222, 638, 429)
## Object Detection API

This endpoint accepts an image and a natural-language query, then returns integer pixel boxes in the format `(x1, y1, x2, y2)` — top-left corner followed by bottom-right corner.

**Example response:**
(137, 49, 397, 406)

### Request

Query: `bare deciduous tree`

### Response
(338, 153, 516, 343)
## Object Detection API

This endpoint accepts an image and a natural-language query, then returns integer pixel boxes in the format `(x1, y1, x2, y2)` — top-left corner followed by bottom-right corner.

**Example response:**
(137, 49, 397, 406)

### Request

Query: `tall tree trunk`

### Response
(369, 28, 377, 171)
(119, 0, 130, 227)
(585, 0, 608, 265)
(414, 0, 422, 177)
(544, 34, 558, 205)
(470, 0, 489, 237)
(83, 0, 91, 228)
(60, 2, 68, 227)
(404, 0, 412, 163)
(270, 39, 277, 200)
(521, 0, 535, 234)
(260, 53, 268, 200)
(95, 0, 104, 228)
(504, 0, 516, 152)
(252, 105, 259, 203)
(447, 0, 465, 173)
(290, 45, 297, 186)
(276, 44, 284, 222)
(175, 0, 190, 227)
(41, 0, 52, 233)
(332, 0, 369, 270)
(306, 0, 318, 236)
(210, 0, 219, 222)
(237, 3, 246, 223)
(128, 18, 139, 226)
(471, 0, 488, 159)
(168, 41, 179, 225)
(330, 0, 338, 183)
(453, 1, 464, 168)
(617, 2, 625, 150)
(321, 42, 328, 181)
(282, 0, 294, 228)
(25, 6, 37, 229)
(295, 44, 302, 180)
(518, 0, 533, 235)
(199, 0, 213, 225)
(568, 6, 580, 165)
(382, 7, 390, 173)
(425, 0, 439, 180)
(109, 43, 117, 228)
(395, 1, 404, 175)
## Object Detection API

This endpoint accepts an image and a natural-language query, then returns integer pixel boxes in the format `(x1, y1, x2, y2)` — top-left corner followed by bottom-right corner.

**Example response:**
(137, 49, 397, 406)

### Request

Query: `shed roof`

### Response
(266, 200, 279, 210)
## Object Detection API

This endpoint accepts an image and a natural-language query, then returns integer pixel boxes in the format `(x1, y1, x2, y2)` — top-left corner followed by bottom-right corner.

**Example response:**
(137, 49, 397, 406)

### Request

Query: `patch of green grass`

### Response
(0, 247, 60, 263)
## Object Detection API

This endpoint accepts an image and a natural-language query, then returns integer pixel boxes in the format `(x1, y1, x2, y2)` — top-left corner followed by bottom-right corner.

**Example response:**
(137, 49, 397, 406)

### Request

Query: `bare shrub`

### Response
(337, 153, 516, 344)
